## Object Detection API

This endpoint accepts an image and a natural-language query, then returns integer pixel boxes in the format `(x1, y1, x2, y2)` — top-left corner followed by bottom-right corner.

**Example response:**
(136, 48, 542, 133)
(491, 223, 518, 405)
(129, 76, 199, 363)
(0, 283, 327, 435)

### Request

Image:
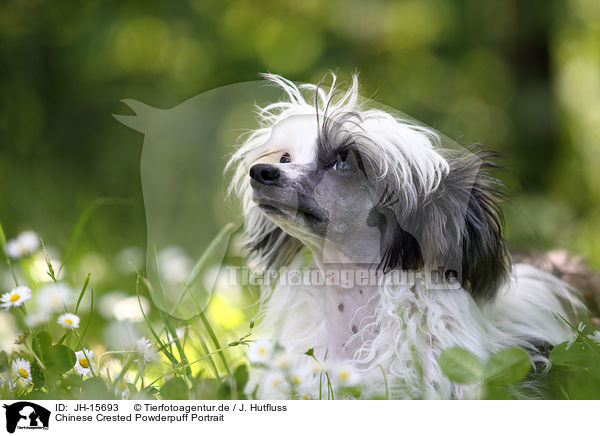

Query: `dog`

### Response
(227, 73, 586, 399)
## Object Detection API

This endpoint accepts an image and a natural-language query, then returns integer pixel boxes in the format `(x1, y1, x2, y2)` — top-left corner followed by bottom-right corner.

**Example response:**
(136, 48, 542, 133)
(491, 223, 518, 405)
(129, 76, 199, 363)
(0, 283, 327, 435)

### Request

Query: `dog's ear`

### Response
(367, 201, 424, 273)
(244, 209, 304, 270)
(373, 146, 509, 300)
(418, 147, 510, 299)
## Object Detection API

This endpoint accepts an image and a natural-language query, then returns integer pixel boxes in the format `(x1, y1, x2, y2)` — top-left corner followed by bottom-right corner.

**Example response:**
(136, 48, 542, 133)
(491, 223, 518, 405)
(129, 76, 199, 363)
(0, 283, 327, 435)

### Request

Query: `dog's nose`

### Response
(249, 164, 280, 185)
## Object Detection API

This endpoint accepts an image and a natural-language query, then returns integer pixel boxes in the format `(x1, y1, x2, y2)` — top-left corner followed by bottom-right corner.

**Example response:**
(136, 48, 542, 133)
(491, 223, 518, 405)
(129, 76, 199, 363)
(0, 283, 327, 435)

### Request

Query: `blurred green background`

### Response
(1, 0, 599, 273)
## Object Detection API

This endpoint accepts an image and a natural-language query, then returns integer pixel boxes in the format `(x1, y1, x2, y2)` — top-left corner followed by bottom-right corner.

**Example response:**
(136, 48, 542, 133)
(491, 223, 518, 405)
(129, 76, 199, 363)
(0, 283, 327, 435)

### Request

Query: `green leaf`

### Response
(30, 359, 46, 389)
(81, 378, 114, 400)
(550, 339, 600, 385)
(439, 347, 484, 384)
(160, 377, 189, 400)
(233, 364, 249, 390)
(56, 330, 71, 346)
(217, 375, 236, 400)
(32, 332, 52, 360)
(0, 351, 8, 371)
(233, 364, 249, 399)
(484, 347, 531, 385)
(484, 384, 512, 400)
(24, 390, 50, 400)
(550, 340, 589, 365)
(45, 345, 76, 375)
(61, 373, 83, 390)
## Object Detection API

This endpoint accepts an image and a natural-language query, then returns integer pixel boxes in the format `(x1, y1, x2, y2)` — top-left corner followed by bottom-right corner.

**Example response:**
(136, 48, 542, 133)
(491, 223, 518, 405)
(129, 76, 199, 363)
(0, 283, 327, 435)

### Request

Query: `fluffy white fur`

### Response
(227, 73, 585, 399)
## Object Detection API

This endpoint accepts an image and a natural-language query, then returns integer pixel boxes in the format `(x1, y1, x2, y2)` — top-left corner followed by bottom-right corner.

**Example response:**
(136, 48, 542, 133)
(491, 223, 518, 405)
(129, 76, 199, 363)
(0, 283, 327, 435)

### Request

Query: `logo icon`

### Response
(3, 402, 50, 433)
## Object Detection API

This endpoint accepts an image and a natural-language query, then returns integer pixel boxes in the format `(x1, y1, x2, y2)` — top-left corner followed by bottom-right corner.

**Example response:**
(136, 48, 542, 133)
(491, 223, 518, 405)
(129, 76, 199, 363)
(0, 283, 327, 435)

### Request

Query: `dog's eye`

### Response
(280, 153, 291, 164)
(332, 155, 351, 172)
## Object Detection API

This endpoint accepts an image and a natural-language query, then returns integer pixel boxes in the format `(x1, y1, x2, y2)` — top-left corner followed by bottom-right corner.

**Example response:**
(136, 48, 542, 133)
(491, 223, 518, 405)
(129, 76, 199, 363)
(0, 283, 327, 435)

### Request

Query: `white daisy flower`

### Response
(157, 246, 192, 284)
(590, 330, 600, 344)
(1, 286, 32, 310)
(74, 349, 95, 376)
(262, 370, 290, 399)
(290, 368, 311, 387)
(113, 296, 149, 322)
(57, 313, 80, 329)
(247, 338, 274, 364)
(136, 337, 158, 363)
(332, 363, 360, 387)
(272, 350, 294, 370)
(25, 311, 50, 327)
(98, 290, 127, 318)
(289, 367, 318, 399)
(265, 371, 286, 388)
(12, 358, 32, 384)
(37, 282, 73, 313)
(6, 231, 39, 259)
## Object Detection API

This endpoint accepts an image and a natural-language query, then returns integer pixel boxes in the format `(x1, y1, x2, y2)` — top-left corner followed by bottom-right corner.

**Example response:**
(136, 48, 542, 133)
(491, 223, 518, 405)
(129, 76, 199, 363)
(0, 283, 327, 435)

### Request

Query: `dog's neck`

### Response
(312, 254, 381, 360)
(321, 280, 379, 360)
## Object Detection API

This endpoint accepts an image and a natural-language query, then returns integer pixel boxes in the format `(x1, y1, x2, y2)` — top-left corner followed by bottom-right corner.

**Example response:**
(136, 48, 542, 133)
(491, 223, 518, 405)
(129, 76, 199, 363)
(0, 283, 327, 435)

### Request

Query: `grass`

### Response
(1, 205, 600, 400)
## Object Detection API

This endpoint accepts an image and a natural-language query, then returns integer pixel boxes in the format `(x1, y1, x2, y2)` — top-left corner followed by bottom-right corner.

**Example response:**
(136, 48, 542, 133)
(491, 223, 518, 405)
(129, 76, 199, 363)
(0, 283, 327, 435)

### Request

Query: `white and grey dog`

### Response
(227, 73, 585, 399)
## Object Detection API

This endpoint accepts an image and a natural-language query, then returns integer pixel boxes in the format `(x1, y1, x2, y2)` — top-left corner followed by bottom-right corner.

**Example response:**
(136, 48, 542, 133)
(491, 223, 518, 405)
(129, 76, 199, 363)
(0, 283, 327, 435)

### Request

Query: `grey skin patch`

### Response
(338, 303, 344, 313)
(352, 325, 358, 334)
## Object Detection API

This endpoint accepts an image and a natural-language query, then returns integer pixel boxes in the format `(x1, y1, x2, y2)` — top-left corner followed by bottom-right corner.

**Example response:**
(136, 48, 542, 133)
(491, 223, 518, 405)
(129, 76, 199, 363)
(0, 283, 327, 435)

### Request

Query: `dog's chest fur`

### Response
(323, 284, 379, 359)
(251, 262, 580, 399)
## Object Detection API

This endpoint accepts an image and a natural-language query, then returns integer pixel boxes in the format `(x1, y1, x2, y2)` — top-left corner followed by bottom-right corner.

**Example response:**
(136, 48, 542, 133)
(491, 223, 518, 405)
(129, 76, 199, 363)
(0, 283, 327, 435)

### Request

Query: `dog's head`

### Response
(228, 74, 509, 299)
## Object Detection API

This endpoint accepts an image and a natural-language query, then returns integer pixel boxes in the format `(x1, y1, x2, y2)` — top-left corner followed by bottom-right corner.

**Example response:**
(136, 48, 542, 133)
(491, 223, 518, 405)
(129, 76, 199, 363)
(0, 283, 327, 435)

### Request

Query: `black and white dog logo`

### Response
(3, 402, 50, 433)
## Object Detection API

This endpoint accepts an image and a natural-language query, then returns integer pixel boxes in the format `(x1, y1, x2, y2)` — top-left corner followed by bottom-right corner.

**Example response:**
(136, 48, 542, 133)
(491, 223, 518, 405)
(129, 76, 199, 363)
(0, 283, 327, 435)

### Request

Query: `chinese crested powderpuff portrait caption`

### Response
(227, 74, 587, 399)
